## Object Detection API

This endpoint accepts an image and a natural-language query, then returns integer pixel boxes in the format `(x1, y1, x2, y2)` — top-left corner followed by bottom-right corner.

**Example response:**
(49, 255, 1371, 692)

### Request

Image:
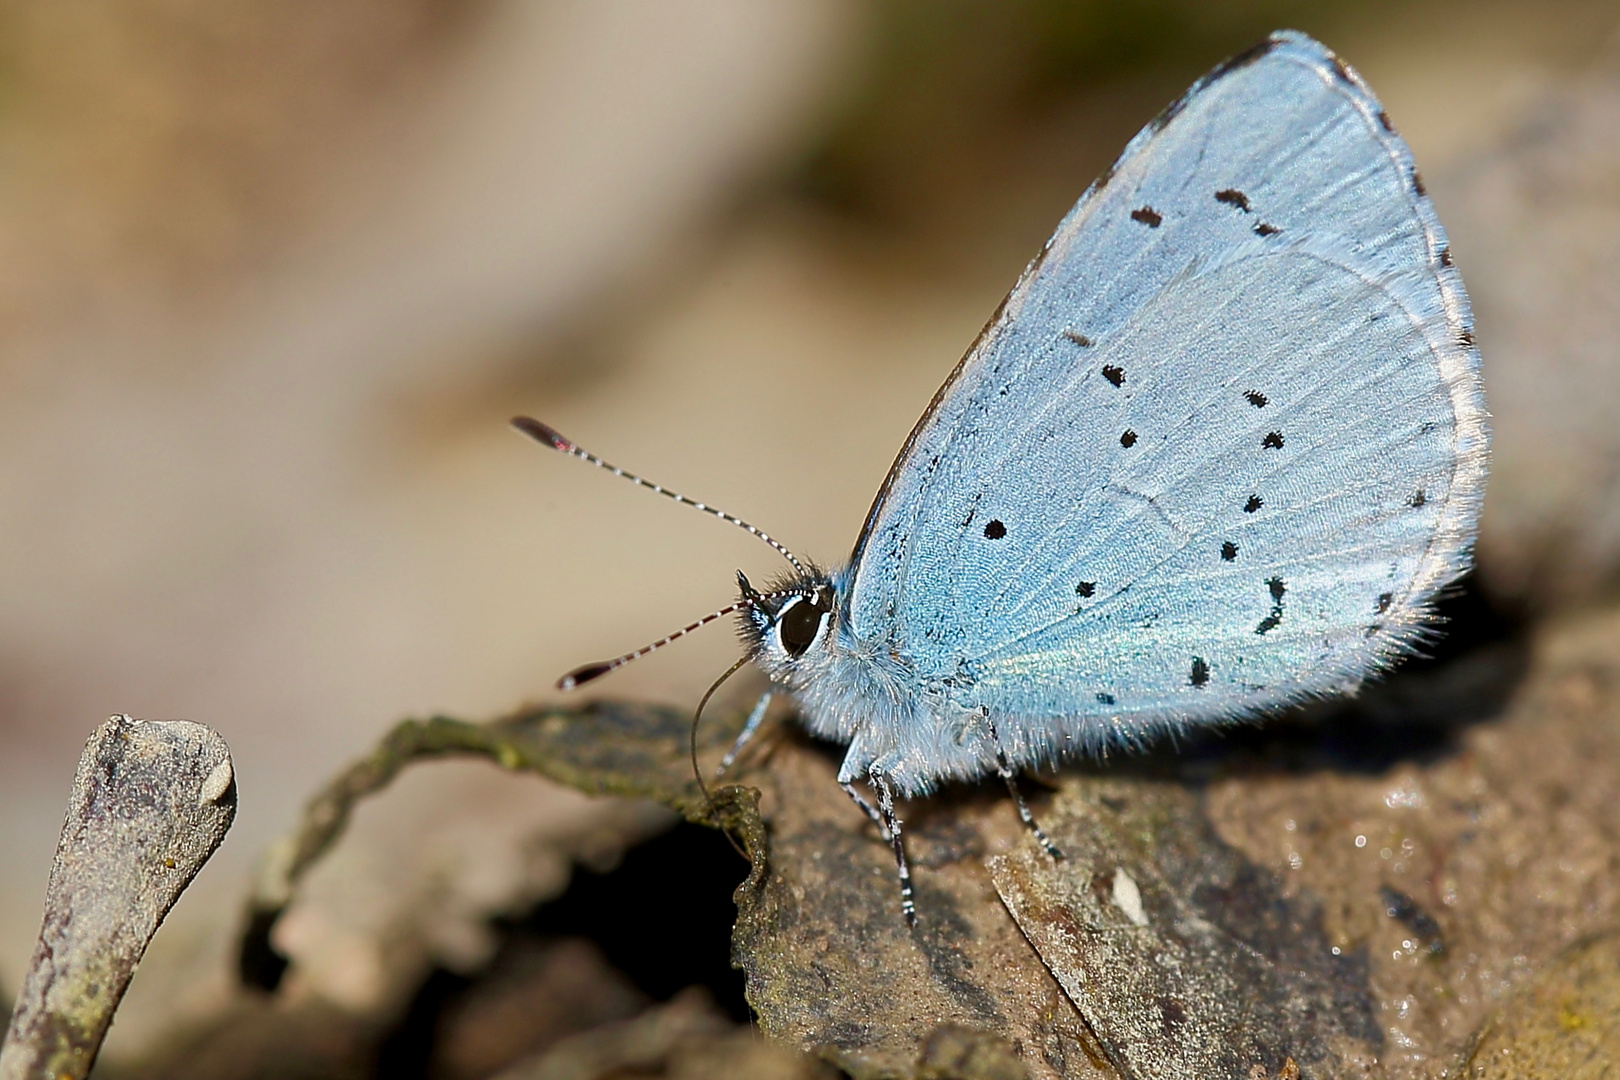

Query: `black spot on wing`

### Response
(1190, 657, 1210, 688)
(1408, 489, 1427, 509)
(1215, 188, 1251, 212)
(960, 508, 975, 528)
(1101, 364, 1124, 387)
(1221, 541, 1238, 561)
(1244, 390, 1267, 408)
(1075, 581, 1096, 598)
(1064, 330, 1093, 347)
(983, 519, 1007, 540)
(1376, 592, 1393, 614)
(1244, 495, 1263, 514)
(1130, 206, 1163, 228)
(1254, 222, 1281, 237)
(1096, 692, 1115, 706)
(1439, 246, 1453, 267)
(1459, 327, 1476, 348)
(1120, 429, 1138, 448)
(1256, 576, 1286, 635)
(1261, 431, 1284, 449)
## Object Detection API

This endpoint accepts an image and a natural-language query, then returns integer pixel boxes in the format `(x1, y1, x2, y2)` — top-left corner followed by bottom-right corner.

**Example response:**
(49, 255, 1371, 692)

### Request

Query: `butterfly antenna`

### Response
(556, 600, 750, 689)
(512, 416, 808, 577)
(692, 655, 751, 858)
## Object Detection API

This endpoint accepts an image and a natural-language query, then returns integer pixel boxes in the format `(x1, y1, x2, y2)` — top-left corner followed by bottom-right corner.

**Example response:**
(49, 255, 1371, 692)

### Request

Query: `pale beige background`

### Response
(0, 0, 1616, 1061)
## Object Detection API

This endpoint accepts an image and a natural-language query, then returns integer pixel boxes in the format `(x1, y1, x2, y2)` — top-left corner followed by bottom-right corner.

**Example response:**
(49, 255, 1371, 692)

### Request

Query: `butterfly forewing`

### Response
(845, 32, 1487, 736)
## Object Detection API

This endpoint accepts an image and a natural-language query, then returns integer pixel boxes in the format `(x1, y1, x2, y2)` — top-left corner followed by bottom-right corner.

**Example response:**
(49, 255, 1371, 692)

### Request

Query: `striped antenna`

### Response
(511, 417, 808, 577)
(556, 601, 749, 689)
(515, 417, 809, 688)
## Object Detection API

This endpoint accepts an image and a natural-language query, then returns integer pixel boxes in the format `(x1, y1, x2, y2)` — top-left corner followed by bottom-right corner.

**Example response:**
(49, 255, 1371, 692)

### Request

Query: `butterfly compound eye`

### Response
(777, 598, 826, 657)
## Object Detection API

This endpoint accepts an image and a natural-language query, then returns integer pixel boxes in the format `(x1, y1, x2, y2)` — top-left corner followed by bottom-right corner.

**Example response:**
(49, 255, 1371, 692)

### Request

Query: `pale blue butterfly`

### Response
(517, 30, 1489, 924)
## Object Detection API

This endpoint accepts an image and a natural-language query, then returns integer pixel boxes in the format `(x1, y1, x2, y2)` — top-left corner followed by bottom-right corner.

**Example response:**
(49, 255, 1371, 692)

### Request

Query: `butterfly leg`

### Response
(840, 781, 891, 841)
(986, 717, 1063, 860)
(717, 689, 773, 776)
(868, 770, 916, 926)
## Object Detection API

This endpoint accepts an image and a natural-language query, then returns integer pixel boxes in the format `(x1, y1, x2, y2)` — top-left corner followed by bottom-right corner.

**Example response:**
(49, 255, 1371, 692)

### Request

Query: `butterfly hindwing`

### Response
(844, 32, 1487, 747)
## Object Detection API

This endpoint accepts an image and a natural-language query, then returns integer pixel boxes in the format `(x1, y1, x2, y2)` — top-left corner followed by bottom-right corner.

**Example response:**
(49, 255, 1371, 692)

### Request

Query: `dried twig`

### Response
(0, 716, 236, 1080)
(238, 701, 763, 991)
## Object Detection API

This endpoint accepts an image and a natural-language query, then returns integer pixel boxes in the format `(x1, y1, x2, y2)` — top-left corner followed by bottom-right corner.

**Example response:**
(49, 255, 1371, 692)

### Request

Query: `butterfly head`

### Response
(738, 569, 837, 682)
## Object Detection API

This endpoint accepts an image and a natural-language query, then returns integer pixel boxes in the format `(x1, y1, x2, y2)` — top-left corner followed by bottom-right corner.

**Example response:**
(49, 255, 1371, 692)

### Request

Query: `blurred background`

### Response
(2, 0, 1618, 1073)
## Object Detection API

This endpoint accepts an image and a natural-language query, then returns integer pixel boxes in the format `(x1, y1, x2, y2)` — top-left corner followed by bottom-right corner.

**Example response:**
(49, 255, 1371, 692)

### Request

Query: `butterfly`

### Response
(517, 29, 1489, 925)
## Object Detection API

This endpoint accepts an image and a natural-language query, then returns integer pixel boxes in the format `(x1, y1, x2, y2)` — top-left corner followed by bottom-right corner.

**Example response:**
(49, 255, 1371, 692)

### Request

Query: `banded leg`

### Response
(988, 719, 1063, 859)
(840, 781, 891, 842)
(869, 772, 916, 927)
(717, 690, 772, 776)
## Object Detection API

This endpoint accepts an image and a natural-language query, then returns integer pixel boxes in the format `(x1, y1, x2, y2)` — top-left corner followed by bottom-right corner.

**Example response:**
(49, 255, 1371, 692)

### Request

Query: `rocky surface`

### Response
(176, 598, 1616, 1079)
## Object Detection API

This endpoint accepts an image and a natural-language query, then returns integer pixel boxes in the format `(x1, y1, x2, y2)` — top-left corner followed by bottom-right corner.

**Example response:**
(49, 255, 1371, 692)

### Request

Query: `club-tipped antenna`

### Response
(555, 600, 750, 690)
(511, 416, 808, 577)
